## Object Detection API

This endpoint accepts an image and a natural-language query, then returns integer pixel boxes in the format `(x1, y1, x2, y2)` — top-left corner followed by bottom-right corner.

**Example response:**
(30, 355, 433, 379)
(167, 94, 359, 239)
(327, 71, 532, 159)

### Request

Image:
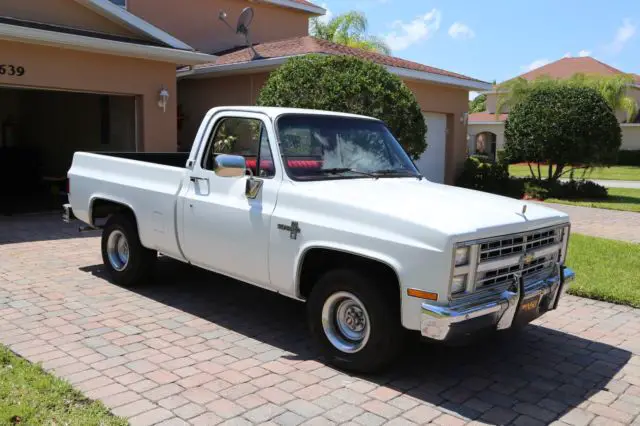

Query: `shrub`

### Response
(456, 156, 511, 195)
(523, 181, 550, 200)
(617, 150, 640, 166)
(257, 55, 427, 159)
(504, 85, 622, 182)
(522, 179, 608, 200)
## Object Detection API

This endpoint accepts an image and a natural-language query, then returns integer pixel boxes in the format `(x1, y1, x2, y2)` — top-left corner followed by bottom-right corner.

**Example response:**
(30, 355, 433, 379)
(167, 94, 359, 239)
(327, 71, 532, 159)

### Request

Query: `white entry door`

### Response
(414, 113, 447, 183)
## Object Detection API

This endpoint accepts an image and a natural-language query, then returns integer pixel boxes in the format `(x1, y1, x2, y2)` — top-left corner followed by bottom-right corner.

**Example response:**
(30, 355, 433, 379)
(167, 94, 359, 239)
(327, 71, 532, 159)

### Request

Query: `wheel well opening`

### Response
(91, 199, 135, 226)
(299, 249, 400, 302)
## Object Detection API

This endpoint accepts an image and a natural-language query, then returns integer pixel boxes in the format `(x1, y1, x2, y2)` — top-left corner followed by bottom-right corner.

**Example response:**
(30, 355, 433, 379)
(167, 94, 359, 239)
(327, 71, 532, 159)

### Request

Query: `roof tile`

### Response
(514, 57, 636, 82)
(468, 112, 507, 122)
(197, 36, 485, 84)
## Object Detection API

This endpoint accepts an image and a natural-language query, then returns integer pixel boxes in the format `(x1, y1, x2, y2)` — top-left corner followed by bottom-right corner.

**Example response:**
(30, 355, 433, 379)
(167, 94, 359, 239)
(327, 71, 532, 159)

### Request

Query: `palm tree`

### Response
(496, 74, 639, 122)
(310, 11, 391, 55)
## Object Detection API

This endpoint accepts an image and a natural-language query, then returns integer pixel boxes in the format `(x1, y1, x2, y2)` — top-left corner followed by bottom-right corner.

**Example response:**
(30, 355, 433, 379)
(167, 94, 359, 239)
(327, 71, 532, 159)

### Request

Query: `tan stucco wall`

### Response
(177, 73, 269, 147)
(127, 0, 310, 54)
(0, 0, 139, 37)
(0, 40, 177, 153)
(178, 74, 470, 184)
(403, 80, 470, 184)
(622, 125, 640, 150)
(484, 92, 500, 114)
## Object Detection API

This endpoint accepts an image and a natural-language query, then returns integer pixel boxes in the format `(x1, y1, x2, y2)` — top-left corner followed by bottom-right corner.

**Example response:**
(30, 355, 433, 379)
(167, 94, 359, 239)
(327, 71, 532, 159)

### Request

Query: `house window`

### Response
(108, 0, 126, 7)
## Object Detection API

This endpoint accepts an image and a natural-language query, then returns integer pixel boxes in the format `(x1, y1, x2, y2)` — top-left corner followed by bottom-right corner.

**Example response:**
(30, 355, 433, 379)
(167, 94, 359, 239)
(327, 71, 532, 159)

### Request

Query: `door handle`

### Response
(190, 176, 208, 183)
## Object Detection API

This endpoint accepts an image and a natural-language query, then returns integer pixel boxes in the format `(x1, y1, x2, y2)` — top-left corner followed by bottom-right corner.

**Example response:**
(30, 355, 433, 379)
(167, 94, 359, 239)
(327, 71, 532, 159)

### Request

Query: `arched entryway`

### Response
(475, 131, 498, 160)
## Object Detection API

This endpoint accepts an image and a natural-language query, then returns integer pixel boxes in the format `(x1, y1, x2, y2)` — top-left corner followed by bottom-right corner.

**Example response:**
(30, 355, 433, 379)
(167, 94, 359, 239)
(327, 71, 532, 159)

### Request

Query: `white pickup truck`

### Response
(64, 106, 574, 372)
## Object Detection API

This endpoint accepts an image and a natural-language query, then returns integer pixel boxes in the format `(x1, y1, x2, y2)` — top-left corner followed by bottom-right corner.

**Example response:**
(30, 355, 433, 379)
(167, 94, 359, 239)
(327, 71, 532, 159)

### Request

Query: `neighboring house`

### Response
(468, 57, 640, 160)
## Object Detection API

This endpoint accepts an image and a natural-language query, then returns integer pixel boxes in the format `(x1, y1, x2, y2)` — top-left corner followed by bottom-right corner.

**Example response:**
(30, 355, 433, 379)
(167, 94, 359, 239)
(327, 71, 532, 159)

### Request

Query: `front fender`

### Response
(294, 241, 405, 300)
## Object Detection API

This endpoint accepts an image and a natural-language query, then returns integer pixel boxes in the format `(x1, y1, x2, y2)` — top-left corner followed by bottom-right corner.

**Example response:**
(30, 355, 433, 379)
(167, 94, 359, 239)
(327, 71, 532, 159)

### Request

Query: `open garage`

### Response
(0, 86, 137, 213)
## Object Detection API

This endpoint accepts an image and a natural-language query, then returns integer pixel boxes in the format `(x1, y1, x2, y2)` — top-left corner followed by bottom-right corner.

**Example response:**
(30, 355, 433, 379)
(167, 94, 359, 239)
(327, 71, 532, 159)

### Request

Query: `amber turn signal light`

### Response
(407, 288, 438, 301)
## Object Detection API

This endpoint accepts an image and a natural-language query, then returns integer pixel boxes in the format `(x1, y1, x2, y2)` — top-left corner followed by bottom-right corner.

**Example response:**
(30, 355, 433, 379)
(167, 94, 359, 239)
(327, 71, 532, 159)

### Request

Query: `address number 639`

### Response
(0, 65, 26, 77)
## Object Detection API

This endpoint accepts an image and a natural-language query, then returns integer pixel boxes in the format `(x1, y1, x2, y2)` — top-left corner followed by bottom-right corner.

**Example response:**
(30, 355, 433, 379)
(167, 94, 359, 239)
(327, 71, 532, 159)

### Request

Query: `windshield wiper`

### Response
(317, 168, 377, 178)
(371, 169, 424, 180)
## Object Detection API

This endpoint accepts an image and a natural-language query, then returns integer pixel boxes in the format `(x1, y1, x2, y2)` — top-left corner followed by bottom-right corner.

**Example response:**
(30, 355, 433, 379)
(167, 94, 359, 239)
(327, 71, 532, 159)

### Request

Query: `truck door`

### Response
(179, 112, 281, 288)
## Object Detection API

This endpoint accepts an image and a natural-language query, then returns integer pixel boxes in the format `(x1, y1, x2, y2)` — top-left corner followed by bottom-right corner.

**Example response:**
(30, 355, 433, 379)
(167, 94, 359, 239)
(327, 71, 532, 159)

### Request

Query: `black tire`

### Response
(307, 269, 405, 373)
(101, 213, 156, 287)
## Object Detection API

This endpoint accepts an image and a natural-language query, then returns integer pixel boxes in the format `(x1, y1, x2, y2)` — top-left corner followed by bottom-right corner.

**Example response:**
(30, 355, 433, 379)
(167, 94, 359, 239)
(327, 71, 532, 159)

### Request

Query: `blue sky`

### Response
(315, 0, 638, 95)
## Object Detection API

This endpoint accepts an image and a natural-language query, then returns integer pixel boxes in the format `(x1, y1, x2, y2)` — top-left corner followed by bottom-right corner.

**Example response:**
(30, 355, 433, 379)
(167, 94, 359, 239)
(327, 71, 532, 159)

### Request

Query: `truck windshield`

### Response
(276, 114, 421, 181)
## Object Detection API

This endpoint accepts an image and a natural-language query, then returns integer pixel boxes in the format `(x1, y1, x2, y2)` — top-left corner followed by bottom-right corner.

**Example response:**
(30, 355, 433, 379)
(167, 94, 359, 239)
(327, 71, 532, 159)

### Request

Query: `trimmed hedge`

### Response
(257, 55, 427, 159)
(504, 85, 621, 180)
(457, 155, 608, 200)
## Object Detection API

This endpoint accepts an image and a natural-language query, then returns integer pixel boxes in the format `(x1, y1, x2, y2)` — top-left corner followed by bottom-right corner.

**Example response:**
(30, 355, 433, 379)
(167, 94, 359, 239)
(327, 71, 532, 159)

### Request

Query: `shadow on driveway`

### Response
(0, 213, 99, 244)
(80, 257, 632, 424)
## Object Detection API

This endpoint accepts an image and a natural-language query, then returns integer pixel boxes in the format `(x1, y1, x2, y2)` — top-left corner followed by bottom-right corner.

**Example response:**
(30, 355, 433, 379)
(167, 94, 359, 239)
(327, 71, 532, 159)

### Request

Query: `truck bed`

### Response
(67, 151, 188, 260)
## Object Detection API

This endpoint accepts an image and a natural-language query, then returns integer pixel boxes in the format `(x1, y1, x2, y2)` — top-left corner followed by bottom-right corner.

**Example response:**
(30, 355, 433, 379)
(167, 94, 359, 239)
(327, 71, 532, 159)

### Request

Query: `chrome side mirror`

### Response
(214, 154, 246, 177)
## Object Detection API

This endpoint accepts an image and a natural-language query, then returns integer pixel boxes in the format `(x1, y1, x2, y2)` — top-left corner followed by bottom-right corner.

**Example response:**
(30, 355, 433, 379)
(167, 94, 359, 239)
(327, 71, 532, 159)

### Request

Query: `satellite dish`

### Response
(218, 7, 262, 60)
(236, 7, 254, 36)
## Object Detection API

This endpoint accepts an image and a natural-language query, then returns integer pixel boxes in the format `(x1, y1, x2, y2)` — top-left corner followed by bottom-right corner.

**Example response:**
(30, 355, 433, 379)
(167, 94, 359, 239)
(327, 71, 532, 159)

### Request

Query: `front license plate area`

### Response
(515, 295, 541, 325)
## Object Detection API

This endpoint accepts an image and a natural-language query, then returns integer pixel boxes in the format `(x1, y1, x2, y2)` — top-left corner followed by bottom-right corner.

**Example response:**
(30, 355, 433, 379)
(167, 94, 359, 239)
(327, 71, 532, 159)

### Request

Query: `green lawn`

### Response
(509, 164, 640, 181)
(566, 233, 640, 308)
(545, 187, 640, 213)
(0, 346, 127, 426)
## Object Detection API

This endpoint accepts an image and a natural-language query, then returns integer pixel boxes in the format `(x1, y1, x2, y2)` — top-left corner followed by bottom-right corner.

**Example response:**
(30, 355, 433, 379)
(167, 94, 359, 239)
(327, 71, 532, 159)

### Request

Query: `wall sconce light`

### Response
(460, 112, 469, 125)
(158, 87, 169, 112)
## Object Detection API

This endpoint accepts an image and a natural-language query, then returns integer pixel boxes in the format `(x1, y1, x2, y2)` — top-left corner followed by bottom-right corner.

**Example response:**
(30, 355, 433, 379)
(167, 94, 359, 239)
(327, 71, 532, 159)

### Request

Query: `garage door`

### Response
(414, 113, 447, 183)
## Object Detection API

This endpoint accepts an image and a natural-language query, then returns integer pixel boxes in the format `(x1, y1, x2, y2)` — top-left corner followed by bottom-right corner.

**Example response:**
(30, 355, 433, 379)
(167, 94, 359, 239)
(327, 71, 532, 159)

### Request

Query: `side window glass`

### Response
(203, 117, 275, 178)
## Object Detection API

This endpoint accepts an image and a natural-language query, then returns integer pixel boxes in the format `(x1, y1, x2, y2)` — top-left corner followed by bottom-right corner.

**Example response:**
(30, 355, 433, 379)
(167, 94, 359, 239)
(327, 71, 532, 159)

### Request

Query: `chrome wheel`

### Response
(106, 230, 130, 272)
(321, 291, 371, 354)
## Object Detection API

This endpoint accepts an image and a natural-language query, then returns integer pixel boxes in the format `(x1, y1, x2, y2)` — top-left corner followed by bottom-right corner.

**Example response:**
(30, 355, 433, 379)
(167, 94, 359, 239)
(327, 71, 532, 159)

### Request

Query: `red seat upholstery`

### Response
(245, 159, 323, 174)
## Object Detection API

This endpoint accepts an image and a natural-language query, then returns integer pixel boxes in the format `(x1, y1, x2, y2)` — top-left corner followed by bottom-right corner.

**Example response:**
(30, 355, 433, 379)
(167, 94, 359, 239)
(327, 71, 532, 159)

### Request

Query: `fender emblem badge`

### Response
(277, 221, 301, 240)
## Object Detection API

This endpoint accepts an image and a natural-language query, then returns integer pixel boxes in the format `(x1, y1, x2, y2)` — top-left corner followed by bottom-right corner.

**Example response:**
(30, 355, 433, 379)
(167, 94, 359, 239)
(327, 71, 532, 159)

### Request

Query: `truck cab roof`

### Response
(204, 106, 382, 122)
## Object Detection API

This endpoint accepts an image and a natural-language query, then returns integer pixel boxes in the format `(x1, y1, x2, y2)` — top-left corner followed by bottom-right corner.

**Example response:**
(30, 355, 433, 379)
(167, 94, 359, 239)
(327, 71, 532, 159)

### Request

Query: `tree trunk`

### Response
(552, 164, 565, 182)
(537, 163, 542, 180)
(548, 163, 553, 181)
(527, 162, 535, 178)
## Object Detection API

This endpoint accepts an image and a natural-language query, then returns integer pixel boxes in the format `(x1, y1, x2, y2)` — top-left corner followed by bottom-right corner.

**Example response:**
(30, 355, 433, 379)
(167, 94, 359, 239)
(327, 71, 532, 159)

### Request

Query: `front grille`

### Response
(476, 253, 557, 289)
(479, 227, 562, 262)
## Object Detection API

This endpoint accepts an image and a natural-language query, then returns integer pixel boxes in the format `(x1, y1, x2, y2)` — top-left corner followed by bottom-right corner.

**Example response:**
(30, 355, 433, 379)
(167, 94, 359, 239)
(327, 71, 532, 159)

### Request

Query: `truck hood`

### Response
(291, 178, 570, 240)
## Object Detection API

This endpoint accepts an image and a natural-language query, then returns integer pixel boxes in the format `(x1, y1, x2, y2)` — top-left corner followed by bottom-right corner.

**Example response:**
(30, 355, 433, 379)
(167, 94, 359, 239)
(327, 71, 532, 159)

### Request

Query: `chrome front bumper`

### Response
(421, 266, 575, 341)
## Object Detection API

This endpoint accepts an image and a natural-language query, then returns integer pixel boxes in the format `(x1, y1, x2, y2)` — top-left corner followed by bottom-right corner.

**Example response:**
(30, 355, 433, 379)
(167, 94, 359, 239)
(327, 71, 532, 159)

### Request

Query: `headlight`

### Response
(451, 274, 467, 294)
(454, 247, 469, 266)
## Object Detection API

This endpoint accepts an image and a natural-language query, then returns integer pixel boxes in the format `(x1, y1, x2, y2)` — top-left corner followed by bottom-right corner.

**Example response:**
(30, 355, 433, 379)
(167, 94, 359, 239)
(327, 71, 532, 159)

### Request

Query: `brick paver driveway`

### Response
(1, 214, 640, 426)
(542, 203, 640, 243)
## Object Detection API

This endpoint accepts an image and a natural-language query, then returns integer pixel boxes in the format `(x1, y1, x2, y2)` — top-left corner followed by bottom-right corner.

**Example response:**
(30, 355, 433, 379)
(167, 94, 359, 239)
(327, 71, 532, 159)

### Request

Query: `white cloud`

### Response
(563, 50, 591, 58)
(607, 19, 636, 54)
(448, 22, 475, 40)
(521, 58, 551, 72)
(383, 9, 442, 51)
(317, 3, 334, 24)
